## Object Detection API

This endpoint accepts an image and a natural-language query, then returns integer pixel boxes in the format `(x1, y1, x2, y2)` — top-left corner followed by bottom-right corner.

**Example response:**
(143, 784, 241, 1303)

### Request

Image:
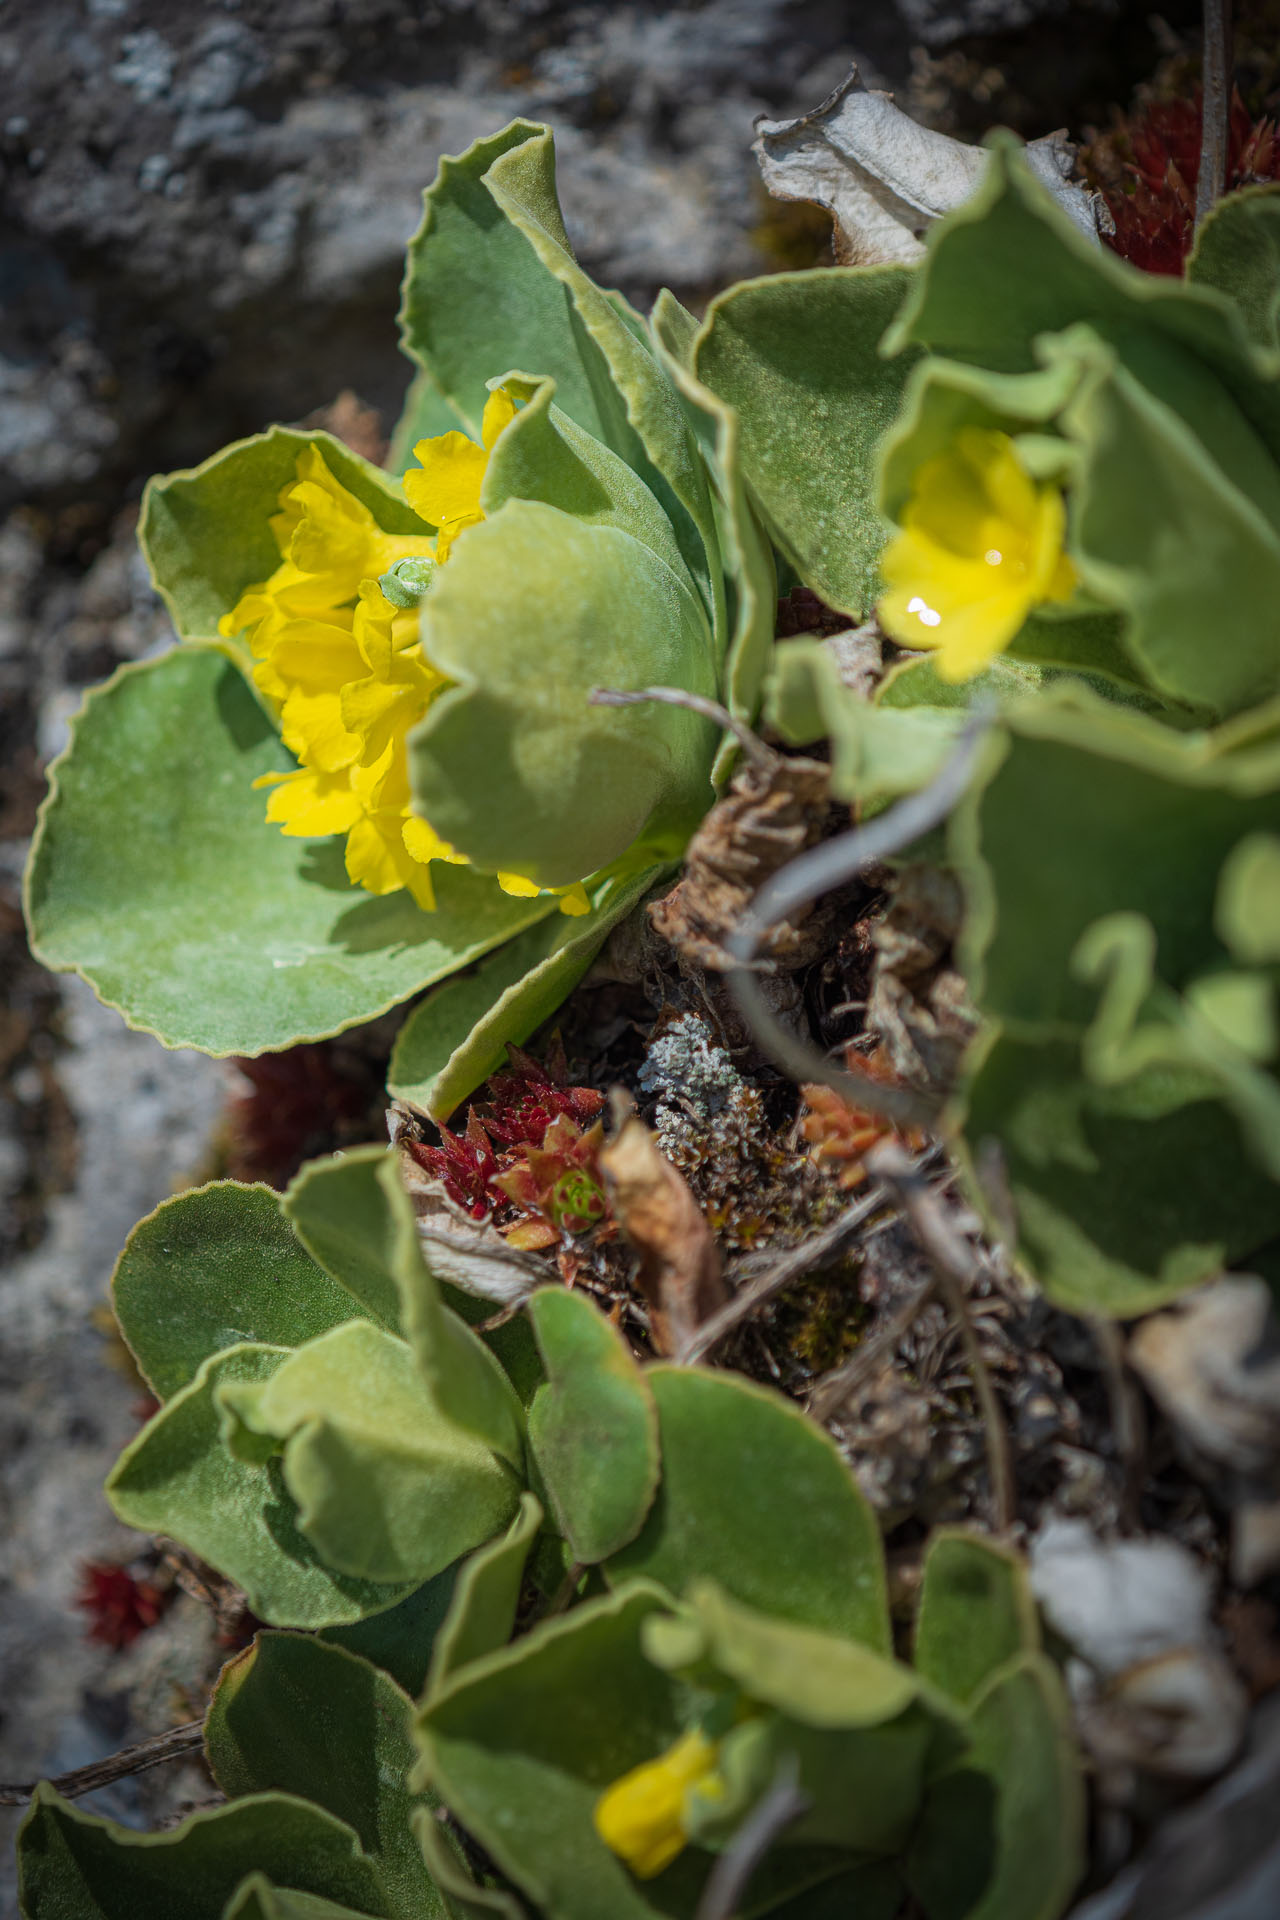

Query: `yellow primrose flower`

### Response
(593, 1728, 722, 1880)
(403, 387, 517, 560)
(877, 427, 1076, 681)
(221, 408, 589, 917)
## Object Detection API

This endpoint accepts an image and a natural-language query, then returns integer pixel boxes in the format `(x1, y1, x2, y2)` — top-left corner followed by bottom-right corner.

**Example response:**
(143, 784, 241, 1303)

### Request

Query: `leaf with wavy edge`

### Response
(427, 1492, 543, 1693)
(23, 650, 552, 1056)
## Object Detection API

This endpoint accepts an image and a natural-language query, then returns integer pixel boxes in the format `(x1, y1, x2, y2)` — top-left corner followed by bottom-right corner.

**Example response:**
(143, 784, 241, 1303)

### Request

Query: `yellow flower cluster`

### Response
(220, 388, 588, 914)
(878, 427, 1076, 681)
(593, 1727, 722, 1880)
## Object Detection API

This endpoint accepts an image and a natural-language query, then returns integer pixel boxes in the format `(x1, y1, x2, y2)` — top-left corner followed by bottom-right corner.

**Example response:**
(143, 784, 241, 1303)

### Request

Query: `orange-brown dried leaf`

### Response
(599, 1109, 727, 1355)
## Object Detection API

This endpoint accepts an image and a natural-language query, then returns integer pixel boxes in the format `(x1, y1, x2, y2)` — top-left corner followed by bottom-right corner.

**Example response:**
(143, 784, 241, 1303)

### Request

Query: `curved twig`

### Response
(0, 1721, 206, 1807)
(694, 1756, 812, 1920)
(724, 705, 994, 1124)
(590, 685, 777, 771)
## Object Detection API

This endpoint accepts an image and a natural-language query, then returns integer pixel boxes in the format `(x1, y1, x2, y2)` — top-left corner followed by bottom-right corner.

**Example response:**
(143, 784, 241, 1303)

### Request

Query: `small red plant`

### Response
(76, 1560, 168, 1649)
(1094, 89, 1280, 275)
(405, 1043, 609, 1264)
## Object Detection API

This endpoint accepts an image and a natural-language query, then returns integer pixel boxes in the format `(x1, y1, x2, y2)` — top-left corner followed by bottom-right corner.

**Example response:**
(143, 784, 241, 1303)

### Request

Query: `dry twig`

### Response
(693, 1756, 811, 1920)
(864, 1140, 1016, 1532)
(677, 1184, 892, 1365)
(1196, 0, 1234, 228)
(0, 1721, 206, 1807)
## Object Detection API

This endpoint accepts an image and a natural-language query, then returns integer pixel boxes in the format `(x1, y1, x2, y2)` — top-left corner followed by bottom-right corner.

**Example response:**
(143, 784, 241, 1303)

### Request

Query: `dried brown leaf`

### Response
(599, 1099, 726, 1356)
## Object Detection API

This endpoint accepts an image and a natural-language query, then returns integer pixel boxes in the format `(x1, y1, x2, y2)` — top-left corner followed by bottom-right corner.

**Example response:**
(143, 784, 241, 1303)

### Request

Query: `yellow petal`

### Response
(481, 385, 517, 450)
(593, 1730, 719, 1881)
(404, 432, 488, 531)
(279, 688, 361, 772)
(256, 767, 361, 836)
(344, 812, 436, 909)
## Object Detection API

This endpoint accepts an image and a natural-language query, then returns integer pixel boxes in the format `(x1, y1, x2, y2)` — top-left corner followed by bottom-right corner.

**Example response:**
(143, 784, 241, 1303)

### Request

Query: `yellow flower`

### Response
(593, 1729, 722, 1880)
(403, 388, 516, 560)
(877, 427, 1076, 681)
(222, 406, 589, 916)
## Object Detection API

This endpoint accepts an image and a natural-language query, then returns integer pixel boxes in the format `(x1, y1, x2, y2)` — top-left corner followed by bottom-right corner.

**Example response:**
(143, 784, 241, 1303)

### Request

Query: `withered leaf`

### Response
(599, 1102, 726, 1357)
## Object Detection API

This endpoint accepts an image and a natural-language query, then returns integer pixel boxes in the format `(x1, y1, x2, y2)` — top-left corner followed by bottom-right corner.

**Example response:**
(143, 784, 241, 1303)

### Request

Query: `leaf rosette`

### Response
(23, 122, 773, 1079)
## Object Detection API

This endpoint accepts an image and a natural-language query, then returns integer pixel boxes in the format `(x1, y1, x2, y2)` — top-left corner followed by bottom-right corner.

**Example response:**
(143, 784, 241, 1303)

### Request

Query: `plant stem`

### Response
(1197, 0, 1233, 228)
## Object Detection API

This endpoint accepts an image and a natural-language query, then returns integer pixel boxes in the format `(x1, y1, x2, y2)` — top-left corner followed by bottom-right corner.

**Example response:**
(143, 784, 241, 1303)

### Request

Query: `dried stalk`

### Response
(677, 1184, 893, 1365)
(724, 705, 993, 1126)
(0, 1721, 206, 1807)
(864, 1140, 1016, 1533)
(1196, 0, 1234, 228)
(694, 1756, 811, 1920)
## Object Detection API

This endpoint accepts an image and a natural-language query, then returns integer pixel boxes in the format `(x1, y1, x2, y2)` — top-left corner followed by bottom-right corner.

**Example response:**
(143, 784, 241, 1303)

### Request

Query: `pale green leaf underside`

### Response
(107, 1343, 416, 1627)
(24, 649, 553, 1055)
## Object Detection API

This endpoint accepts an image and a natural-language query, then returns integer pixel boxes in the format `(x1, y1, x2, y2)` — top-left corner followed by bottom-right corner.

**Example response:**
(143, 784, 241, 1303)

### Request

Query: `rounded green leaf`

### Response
(1188, 181, 1280, 353)
(112, 1182, 358, 1401)
(410, 500, 717, 888)
(24, 649, 553, 1055)
(526, 1288, 660, 1563)
(224, 1880, 376, 1920)
(208, 1634, 442, 1920)
(107, 1344, 415, 1627)
(417, 1585, 689, 1920)
(17, 1785, 385, 1920)
(218, 1321, 521, 1587)
(693, 266, 919, 619)
(606, 1367, 889, 1650)
(427, 1492, 543, 1691)
(913, 1533, 1039, 1706)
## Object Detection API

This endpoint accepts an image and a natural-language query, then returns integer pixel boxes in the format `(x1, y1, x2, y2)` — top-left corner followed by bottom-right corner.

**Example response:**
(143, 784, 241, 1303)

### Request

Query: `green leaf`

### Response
(961, 1028, 1280, 1314)
(1050, 328, 1280, 714)
(283, 1148, 526, 1471)
(217, 1321, 520, 1587)
(24, 650, 553, 1055)
(417, 1584, 692, 1920)
(526, 1288, 660, 1562)
(693, 267, 920, 619)
(17, 1786, 387, 1920)
(885, 134, 1280, 464)
(223, 1880, 375, 1920)
(107, 1344, 413, 1627)
(388, 863, 668, 1121)
(911, 1656, 1083, 1920)
(765, 638, 962, 803)
(207, 1633, 443, 1920)
(139, 426, 425, 645)
(409, 499, 718, 889)
(1217, 831, 1280, 962)
(1188, 182, 1280, 353)
(649, 287, 778, 744)
(653, 1581, 920, 1731)
(412, 1817, 524, 1920)
(112, 1181, 358, 1401)
(427, 1492, 543, 1691)
(913, 1533, 1039, 1706)
(606, 1367, 890, 1650)
(398, 123, 719, 631)
(321, 1567, 460, 1699)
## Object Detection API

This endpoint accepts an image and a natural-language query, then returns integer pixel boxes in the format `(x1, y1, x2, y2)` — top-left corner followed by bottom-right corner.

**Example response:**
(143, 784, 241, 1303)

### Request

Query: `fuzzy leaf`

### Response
(388, 863, 667, 1122)
(24, 650, 551, 1055)
(112, 1181, 357, 1400)
(693, 267, 919, 618)
(217, 1321, 520, 1587)
(417, 1585, 690, 1920)
(412, 1818, 524, 1920)
(320, 1568, 460, 1699)
(427, 1492, 543, 1691)
(224, 1881, 375, 1920)
(409, 499, 718, 889)
(526, 1288, 660, 1563)
(207, 1634, 442, 1920)
(1187, 182, 1280, 354)
(766, 637, 962, 802)
(107, 1343, 413, 1627)
(909, 1656, 1083, 1920)
(139, 426, 425, 646)
(399, 122, 719, 630)
(284, 1148, 526, 1470)
(649, 287, 778, 741)
(17, 1785, 387, 1920)
(606, 1367, 890, 1650)
(913, 1533, 1040, 1706)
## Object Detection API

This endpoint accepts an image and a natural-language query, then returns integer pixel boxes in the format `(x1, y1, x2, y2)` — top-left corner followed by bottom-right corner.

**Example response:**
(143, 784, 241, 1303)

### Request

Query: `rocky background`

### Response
(0, 0, 1203, 1909)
